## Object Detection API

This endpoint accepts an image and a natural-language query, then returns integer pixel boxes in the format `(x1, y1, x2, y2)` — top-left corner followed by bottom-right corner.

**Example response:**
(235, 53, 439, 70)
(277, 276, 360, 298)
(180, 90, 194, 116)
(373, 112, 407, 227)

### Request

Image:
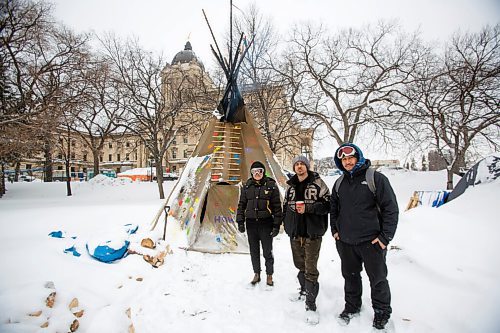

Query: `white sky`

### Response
(49, 0, 499, 68)
(47, 0, 499, 160)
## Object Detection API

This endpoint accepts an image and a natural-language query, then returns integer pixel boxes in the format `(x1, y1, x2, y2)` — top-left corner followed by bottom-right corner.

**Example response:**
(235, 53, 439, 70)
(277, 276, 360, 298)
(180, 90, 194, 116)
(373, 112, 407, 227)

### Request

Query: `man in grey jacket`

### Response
(330, 143, 399, 330)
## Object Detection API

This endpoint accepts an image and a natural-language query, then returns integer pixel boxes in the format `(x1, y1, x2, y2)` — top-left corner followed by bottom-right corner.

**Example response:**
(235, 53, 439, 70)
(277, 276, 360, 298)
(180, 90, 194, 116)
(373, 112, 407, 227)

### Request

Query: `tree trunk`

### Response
(155, 164, 165, 199)
(44, 139, 53, 182)
(14, 161, 20, 181)
(66, 127, 72, 196)
(0, 163, 5, 198)
(446, 169, 454, 190)
(65, 158, 72, 196)
(92, 149, 100, 179)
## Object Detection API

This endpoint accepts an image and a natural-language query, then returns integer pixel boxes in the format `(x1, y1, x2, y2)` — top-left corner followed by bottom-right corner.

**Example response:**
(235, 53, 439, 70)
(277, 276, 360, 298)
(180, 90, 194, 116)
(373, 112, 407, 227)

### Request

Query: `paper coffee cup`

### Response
(296, 201, 305, 209)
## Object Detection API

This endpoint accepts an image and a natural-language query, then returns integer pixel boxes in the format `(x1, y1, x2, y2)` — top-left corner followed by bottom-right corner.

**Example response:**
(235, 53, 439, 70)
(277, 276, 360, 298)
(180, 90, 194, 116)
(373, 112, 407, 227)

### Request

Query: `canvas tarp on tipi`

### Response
(150, 110, 288, 253)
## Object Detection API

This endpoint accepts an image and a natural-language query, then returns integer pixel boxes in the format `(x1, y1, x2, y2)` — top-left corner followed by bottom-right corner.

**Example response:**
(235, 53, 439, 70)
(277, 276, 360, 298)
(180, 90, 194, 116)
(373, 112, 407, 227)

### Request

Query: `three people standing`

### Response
(237, 144, 398, 330)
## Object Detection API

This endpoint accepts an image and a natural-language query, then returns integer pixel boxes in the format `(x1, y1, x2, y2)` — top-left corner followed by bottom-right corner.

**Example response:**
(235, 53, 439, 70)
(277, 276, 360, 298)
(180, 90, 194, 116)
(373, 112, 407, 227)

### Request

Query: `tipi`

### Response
(149, 2, 288, 253)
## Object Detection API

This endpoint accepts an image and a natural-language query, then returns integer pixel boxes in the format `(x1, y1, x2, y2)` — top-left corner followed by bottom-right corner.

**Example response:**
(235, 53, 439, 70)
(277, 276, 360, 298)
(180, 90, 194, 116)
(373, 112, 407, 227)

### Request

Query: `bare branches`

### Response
(277, 21, 425, 146)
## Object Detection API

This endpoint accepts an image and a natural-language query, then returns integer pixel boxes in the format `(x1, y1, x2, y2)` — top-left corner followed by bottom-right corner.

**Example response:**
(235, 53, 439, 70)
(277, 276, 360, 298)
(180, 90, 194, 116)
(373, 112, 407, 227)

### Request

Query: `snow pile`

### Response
(118, 167, 155, 176)
(88, 174, 132, 186)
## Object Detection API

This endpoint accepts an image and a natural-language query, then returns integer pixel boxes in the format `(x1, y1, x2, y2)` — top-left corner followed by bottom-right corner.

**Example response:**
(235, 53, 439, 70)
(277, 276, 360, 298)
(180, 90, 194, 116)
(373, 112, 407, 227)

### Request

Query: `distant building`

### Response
(7, 41, 314, 180)
(371, 159, 401, 169)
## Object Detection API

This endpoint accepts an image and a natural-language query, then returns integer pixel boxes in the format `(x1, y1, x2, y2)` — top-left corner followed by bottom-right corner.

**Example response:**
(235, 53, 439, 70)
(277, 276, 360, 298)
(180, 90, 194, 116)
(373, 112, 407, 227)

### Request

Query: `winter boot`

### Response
(266, 274, 274, 286)
(305, 280, 319, 312)
(338, 307, 360, 325)
(373, 311, 390, 330)
(305, 308, 320, 325)
(251, 273, 261, 285)
(289, 271, 306, 301)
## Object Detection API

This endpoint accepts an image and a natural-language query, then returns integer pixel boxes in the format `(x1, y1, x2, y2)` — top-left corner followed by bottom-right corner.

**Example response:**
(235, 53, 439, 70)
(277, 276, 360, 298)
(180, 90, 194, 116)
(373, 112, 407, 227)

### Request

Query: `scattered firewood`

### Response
(45, 292, 56, 308)
(141, 238, 155, 249)
(68, 298, 79, 310)
(28, 310, 42, 317)
(70, 319, 79, 332)
(73, 310, 84, 318)
(40, 321, 49, 328)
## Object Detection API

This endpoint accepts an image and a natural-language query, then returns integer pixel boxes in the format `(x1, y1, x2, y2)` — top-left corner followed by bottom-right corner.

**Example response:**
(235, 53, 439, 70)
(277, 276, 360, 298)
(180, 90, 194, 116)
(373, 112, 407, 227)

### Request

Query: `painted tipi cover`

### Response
(150, 109, 288, 253)
(150, 1, 288, 252)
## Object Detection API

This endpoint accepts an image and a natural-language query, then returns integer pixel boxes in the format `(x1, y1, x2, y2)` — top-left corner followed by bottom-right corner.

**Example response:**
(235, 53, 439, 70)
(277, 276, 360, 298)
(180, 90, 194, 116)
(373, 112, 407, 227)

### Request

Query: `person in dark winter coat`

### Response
(282, 155, 330, 324)
(330, 143, 399, 330)
(237, 161, 282, 286)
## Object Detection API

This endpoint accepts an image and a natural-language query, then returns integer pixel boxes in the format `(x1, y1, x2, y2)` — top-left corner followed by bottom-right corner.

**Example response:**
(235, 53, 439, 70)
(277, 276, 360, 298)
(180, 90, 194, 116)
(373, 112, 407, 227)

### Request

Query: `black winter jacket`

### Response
(330, 161, 399, 246)
(282, 171, 330, 238)
(236, 177, 282, 227)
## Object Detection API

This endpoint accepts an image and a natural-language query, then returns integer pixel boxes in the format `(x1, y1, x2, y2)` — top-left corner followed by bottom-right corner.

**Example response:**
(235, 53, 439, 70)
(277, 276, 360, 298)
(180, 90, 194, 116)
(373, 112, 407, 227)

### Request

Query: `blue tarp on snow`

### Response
(86, 240, 130, 263)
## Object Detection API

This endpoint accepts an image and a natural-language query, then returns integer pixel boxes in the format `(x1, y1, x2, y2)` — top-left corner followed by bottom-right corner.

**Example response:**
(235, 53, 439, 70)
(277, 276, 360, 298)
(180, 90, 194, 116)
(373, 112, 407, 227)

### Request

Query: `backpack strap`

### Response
(334, 168, 376, 197)
(365, 167, 376, 196)
(334, 174, 344, 196)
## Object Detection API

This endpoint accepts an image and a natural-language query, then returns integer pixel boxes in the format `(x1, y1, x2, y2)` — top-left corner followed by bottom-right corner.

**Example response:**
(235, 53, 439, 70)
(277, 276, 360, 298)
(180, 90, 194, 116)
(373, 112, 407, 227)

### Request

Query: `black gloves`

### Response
(270, 227, 280, 237)
(238, 224, 246, 233)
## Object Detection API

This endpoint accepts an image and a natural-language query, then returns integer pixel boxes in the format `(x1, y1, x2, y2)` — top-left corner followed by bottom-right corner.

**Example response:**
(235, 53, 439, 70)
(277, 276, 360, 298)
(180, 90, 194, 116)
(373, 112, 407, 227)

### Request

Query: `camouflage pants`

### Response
(290, 237, 322, 283)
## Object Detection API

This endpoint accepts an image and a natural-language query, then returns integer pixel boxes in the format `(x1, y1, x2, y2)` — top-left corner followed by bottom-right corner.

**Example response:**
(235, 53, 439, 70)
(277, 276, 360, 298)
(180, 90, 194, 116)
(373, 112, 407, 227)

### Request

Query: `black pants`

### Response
(336, 240, 392, 315)
(247, 224, 274, 275)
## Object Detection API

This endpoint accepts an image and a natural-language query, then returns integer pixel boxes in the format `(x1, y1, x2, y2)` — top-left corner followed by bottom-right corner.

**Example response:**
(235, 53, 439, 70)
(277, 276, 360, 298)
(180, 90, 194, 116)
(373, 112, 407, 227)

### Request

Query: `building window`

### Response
(108, 154, 112, 162)
(183, 136, 188, 144)
(71, 167, 75, 172)
(58, 153, 63, 159)
(172, 149, 177, 159)
(172, 137, 177, 145)
(117, 154, 121, 161)
(99, 155, 103, 162)
(126, 141, 130, 148)
(184, 150, 188, 158)
(108, 142, 112, 149)
(26, 164, 32, 170)
(125, 153, 130, 161)
(57, 166, 63, 170)
(134, 153, 138, 160)
(71, 140, 76, 147)
(71, 153, 75, 159)
(83, 154, 87, 162)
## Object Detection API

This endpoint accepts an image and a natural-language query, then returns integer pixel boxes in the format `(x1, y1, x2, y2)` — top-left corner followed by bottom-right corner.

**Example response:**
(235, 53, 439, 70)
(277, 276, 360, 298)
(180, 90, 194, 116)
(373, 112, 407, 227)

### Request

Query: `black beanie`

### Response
(250, 161, 266, 174)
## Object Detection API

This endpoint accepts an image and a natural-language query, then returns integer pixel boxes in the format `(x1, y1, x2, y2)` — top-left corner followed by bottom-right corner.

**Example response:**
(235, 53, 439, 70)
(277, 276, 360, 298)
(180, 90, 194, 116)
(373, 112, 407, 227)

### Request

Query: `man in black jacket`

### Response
(282, 155, 330, 325)
(237, 161, 282, 286)
(330, 143, 399, 330)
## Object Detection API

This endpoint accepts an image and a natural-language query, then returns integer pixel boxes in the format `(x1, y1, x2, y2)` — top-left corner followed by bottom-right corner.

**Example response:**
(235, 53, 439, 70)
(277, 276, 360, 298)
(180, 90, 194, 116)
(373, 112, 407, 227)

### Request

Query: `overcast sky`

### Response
(49, 0, 499, 68)
(47, 0, 499, 160)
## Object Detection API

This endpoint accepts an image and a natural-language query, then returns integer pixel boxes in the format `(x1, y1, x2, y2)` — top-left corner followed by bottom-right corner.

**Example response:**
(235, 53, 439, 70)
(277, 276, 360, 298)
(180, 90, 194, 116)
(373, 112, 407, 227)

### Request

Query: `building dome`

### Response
(171, 41, 204, 69)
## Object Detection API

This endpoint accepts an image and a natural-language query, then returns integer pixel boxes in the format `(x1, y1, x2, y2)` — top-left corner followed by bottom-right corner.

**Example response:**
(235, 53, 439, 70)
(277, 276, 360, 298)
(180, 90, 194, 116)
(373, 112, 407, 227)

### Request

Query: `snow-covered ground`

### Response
(0, 170, 499, 333)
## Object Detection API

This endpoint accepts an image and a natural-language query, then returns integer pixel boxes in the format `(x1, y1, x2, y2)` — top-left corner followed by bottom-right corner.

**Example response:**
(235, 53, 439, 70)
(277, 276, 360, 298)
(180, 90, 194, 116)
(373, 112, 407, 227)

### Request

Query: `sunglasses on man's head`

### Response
(337, 146, 356, 159)
(251, 168, 264, 176)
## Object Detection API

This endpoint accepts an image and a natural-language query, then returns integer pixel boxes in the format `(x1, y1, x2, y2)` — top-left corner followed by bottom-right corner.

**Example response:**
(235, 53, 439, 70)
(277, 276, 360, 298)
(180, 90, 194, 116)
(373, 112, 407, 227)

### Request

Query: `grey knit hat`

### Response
(292, 155, 310, 170)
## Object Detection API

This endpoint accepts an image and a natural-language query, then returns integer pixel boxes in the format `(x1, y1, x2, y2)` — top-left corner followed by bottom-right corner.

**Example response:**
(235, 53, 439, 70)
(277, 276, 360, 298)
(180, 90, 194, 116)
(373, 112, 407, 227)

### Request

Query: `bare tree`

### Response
(232, 3, 309, 155)
(1, 0, 89, 190)
(278, 21, 424, 146)
(71, 55, 122, 177)
(406, 25, 500, 189)
(100, 36, 203, 199)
